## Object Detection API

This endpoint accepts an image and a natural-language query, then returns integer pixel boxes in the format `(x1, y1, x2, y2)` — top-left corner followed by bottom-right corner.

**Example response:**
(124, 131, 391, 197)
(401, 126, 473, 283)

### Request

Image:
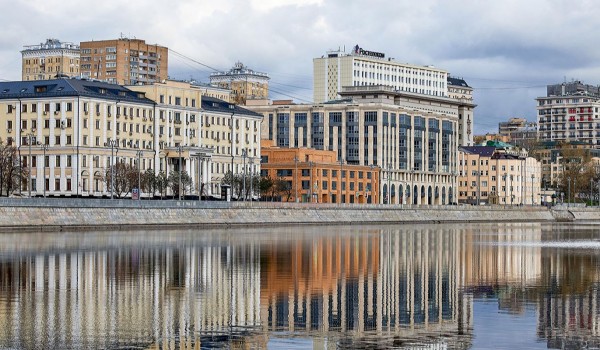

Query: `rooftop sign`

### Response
(353, 44, 385, 58)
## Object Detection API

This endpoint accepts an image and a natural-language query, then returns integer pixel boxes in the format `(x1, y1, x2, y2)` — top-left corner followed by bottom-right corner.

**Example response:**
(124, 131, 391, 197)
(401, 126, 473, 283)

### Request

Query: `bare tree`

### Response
(168, 170, 192, 198)
(0, 140, 26, 196)
(103, 161, 138, 198)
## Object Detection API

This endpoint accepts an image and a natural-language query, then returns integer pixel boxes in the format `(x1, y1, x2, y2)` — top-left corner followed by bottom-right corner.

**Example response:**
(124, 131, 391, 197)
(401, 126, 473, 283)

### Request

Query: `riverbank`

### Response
(0, 198, 597, 232)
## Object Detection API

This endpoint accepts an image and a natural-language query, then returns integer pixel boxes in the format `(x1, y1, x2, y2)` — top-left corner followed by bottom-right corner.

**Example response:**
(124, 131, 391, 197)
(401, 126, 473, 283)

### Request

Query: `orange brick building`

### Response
(260, 140, 380, 203)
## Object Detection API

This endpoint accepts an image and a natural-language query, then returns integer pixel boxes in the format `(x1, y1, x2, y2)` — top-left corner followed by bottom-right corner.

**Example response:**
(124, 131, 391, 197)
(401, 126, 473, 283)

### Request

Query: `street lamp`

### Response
(294, 156, 299, 203)
(249, 157, 254, 203)
(503, 172, 507, 208)
(410, 168, 415, 205)
(510, 174, 514, 207)
(178, 145, 184, 200)
(386, 163, 392, 205)
(241, 149, 248, 201)
(105, 139, 119, 199)
(369, 164, 375, 204)
(308, 161, 315, 203)
(339, 157, 344, 205)
(531, 174, 534, 205)
(567, 176, 571, 208)
(137, 150, 143, 201)
(26, 133, 35, 197)
(39, 143, 49, 198)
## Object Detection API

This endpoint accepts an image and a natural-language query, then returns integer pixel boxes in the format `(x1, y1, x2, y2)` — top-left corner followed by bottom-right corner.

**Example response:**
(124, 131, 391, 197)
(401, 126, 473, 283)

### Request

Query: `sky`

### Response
(1, 0, 600, 134)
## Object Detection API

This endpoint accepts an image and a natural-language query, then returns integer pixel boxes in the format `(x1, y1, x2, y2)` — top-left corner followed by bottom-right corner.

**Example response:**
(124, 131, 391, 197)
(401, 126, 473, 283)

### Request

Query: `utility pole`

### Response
(137, 150, 142, 201)
(178, 145, 183, 200)
(387, 164, 392, 205)
(41, 143, 48, 198)
(294, 156, 299, 202)
(105, 139, 118, 199)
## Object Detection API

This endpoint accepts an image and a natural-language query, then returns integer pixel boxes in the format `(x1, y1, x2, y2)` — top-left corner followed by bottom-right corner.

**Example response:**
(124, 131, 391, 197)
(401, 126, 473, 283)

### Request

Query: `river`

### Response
(0, 222, 598, 349)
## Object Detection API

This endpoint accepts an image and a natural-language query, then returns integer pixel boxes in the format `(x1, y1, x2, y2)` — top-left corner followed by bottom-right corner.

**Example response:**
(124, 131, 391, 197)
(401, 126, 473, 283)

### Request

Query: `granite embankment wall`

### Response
(0, 198, 594, 232)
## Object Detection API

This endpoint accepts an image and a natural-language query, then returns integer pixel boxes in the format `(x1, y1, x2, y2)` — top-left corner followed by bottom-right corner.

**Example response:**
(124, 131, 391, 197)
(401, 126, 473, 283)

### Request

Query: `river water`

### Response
(0, 222, 599, 349)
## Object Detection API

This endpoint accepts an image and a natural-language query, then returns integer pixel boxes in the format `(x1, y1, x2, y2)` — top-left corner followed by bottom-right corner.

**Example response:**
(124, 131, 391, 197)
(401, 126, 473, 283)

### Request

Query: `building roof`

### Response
(459, 146, 496, 157)
(447, 77, 470, 88)
(484, 140, 514, 148)
(0, 78, 155, 105)
(201, 95, 262, 117)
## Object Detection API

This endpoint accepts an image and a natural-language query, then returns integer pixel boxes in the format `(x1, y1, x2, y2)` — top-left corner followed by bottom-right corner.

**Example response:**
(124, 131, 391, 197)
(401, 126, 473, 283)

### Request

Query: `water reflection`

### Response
(0, 223, 599, 349)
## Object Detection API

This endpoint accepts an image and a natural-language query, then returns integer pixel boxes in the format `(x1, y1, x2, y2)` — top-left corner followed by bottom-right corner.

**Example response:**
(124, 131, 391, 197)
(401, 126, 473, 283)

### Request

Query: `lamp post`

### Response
(241, 149, 248, 201)
(567, 176, 571, 208)
(510, 175, 514, 207)
(339, 157, 344, 205)
(308, 161, 315, 203)
(411, 169, 415, 205)
(105, 139, 118, 199)
(294, 156, 299, 202)
(40, 143, 48, 198)
(531, 174, 534, 205)
(386, 164, 392, 205)
(503, 172, 507, 208)
(137, 150, 143, 201)
(369, 164, 375, 204)
(591, 178, 593, 207)
(178, 145, 183, 200)
(26, 133, 34, 197)
(249, 157, 254, 203)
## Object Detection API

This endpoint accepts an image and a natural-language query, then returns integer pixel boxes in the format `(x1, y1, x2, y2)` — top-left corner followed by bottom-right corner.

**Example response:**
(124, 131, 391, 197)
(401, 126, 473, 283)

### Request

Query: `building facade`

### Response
(313, 45, 448, 104)
(536, 80, 600, 146)
(447, 77, 475, 146)
(260, 141, 380, 203)
(128, 80, 262, 198)
(80, 38, 168, 85)
(458, 145, 541, 205)
(248, 85, 461, 205)
(209, 62, 269, 105)
(0, 78, 261, 199)
(21, 39, 80, 81)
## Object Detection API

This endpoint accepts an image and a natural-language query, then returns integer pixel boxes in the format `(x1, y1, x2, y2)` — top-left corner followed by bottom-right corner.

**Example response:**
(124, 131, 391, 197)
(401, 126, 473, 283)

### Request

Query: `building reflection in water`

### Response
(260, 227, 473, 348)
(6, 223, 600, 348)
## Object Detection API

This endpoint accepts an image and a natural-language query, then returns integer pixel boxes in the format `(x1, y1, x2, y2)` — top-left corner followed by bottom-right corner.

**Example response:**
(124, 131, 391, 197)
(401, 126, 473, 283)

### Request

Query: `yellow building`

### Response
(260, 140, 380, 204)
(458, 145, 541, 205)
(209, 62, 269, 105)
(80, 37, 168, 85)
(21, 39, 80, 81)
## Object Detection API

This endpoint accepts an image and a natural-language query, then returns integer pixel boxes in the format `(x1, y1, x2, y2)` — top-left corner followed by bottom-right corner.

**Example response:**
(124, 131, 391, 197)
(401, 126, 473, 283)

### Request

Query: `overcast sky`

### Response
(1, 0, 599, 133)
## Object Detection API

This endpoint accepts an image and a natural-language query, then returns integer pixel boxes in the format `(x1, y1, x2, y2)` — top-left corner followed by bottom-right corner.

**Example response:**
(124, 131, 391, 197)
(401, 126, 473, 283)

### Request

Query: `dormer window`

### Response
(99, 88, 107, 94)
(2, 89, 9, 93)
(34, 86, 47, 93)
(119, 91, 127, 97)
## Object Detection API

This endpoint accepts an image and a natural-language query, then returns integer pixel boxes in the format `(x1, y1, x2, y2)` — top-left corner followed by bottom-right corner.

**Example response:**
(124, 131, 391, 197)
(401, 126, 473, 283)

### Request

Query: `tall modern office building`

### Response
(209, 62, 270, 105)
(313, 46, 475, 147)
(537, 80, 600, 146)
(313, 45, 448, 104)
(248, 85, 462, 205)
(79, 37, 168, 85)
(21, 39, 80, 81)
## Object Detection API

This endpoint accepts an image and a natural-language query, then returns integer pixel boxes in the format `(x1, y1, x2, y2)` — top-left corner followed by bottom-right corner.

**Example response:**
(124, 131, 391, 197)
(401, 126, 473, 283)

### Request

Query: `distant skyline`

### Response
(2, 0, 600, 134)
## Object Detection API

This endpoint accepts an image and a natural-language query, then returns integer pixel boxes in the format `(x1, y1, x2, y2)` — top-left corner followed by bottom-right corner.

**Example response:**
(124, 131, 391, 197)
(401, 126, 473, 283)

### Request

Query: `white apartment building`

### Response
(537, 81, 600, 146)
(313, 45, 448, 104)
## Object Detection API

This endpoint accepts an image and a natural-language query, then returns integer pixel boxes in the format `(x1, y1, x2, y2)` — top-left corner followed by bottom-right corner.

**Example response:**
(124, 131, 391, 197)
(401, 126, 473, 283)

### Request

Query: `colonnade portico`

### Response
(161, 146, 213, 198)
(382, 170, 455, 205)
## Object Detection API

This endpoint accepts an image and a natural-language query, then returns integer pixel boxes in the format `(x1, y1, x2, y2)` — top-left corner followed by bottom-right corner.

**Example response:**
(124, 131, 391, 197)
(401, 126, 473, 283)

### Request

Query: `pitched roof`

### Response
(459, 146, 496, 157)
(201, 95, 262, 117)
(0, 78, 155, 105)
(447, 77, 470, 88)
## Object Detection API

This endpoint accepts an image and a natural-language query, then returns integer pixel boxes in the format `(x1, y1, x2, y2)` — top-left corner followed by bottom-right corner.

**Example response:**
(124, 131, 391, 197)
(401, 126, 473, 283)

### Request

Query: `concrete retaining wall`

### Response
(0, 204, 559, 232)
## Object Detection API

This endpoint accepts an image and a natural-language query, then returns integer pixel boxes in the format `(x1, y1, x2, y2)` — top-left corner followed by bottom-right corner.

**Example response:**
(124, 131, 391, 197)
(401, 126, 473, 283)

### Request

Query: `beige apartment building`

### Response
(458, 145, 541, 205)
(80, 37, 168, 85)
(247, 85, 462, 205)
(313, 45, 448, 104)
(128, 80, 262, 198)
(0, 78, 260, 199)
(209, 62, 269, 105)
(0, 79, 156, 197)
(21, 39, 80, 81)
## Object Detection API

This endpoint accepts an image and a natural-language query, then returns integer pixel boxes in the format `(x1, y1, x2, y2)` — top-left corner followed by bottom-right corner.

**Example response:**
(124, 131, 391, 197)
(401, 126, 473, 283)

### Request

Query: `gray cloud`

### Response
(2, 0, 599, 133)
